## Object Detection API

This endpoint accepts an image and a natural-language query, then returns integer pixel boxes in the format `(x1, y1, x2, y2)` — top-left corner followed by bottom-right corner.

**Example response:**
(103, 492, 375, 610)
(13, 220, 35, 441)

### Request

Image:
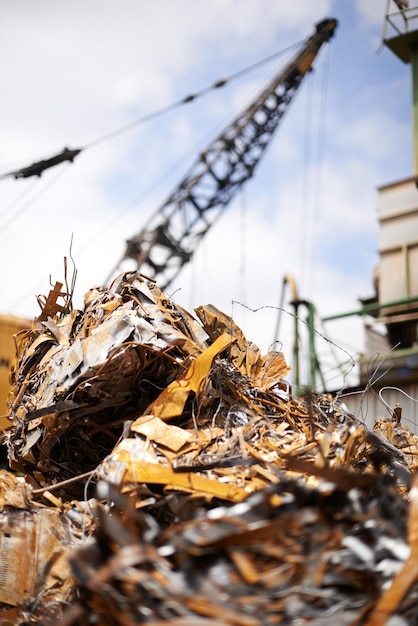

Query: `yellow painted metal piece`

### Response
(131, 414, 194, 452)
(147, 332, 235, 419)
(108, 437, 248, 502)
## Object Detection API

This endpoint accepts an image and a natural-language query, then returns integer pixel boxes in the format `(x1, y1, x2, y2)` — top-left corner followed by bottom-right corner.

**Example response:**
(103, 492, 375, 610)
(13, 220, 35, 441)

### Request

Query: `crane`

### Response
(108, 18, 338, 291)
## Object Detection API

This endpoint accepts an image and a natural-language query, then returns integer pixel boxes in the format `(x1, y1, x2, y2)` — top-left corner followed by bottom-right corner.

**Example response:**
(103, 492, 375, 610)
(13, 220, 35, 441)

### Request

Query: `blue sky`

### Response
(0, 0, 413, 389)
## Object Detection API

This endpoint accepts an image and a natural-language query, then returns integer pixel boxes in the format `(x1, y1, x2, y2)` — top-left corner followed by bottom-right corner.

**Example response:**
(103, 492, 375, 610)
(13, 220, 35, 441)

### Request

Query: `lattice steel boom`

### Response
(114, 18, 337, 290)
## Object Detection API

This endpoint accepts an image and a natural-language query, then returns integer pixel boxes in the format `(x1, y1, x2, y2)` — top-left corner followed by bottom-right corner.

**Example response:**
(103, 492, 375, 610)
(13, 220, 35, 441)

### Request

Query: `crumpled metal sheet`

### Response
(3, 271, 418, 623)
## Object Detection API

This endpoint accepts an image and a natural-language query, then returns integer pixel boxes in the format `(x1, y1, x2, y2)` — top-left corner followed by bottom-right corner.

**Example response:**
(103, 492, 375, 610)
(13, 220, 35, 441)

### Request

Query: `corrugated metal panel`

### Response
(377, 178, 418, 304)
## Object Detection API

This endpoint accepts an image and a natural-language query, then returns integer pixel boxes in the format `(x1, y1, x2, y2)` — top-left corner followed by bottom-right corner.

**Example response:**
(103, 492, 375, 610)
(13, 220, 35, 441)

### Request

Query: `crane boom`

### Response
(112, 18, 337, 291)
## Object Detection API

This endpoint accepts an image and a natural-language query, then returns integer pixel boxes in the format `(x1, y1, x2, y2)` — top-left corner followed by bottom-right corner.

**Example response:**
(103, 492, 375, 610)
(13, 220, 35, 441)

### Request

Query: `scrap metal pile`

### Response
(2, 271, 418, 624)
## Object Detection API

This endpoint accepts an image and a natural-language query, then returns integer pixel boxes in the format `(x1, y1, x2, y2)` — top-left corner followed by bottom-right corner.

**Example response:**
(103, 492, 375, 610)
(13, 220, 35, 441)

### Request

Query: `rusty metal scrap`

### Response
(1, 271, 418, 623)
(57, 473, 413, 625)
(0, 470, 80, 625)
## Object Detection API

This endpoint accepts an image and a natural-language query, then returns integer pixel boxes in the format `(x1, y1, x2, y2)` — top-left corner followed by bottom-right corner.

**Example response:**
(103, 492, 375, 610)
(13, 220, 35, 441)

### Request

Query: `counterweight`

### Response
(112, 18, 337, 291)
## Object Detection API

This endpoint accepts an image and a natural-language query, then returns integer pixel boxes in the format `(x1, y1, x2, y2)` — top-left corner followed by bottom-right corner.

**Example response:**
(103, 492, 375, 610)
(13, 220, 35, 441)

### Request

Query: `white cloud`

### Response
(354, 0, 389, 29)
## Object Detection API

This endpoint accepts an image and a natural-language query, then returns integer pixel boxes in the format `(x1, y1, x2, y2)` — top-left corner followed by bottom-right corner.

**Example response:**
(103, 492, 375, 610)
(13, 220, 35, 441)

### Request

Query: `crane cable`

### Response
(298, 68, 314, 292)
(306, 39, 331, 296)
(84, 40, 303, 151)
(299, 39, 331, 298)
(0, 40, 302, 182)
(0, 178, 38, 223)
(0, 168, 69, 234)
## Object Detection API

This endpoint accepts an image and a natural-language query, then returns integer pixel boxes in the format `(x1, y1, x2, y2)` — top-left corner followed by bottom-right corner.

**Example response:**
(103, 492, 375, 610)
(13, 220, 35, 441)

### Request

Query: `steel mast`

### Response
(110, 18, 337, 291)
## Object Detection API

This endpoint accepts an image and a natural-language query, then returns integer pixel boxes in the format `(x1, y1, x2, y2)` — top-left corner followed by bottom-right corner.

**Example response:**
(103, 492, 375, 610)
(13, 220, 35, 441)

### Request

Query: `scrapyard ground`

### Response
(1, 271, 418, 625)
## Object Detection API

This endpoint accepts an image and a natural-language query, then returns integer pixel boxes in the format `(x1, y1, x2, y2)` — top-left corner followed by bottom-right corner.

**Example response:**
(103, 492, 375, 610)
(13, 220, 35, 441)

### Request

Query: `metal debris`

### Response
(1, 271, 418, 623)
